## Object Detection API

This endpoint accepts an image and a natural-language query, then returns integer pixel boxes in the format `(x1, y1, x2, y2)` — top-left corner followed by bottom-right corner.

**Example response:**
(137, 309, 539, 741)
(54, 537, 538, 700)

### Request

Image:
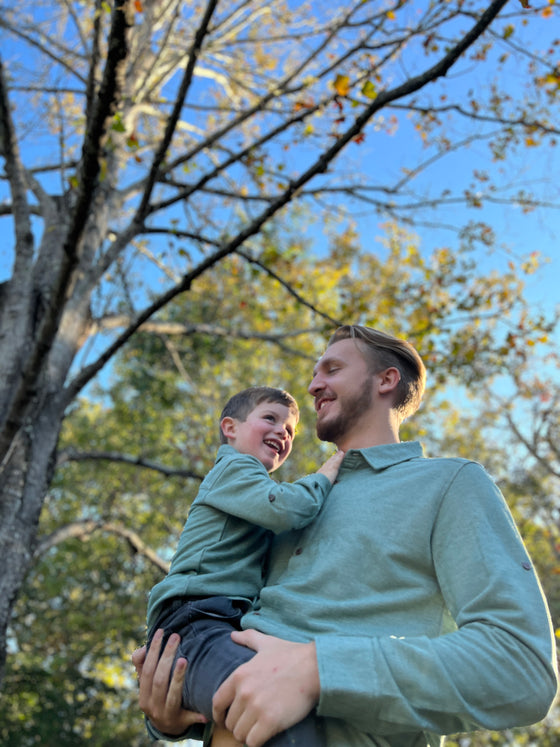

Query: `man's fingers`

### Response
(213, 671, 235, 725)
(167, 656, 187, 709)
(131, 645, 146, 677)
(141, 629, 164, 680)
(151, 632, 181, 691)
(229, 628, 263, 651)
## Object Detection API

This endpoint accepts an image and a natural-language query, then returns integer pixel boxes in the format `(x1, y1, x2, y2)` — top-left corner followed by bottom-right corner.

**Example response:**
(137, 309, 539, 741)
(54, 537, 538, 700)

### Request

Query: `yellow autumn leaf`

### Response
(333, 74, 350, 96)
(361, 80, 377, 100)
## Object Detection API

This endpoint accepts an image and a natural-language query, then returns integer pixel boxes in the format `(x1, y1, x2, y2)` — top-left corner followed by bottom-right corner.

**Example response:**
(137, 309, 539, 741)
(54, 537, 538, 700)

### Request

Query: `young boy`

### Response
(145, 386, 344, 746)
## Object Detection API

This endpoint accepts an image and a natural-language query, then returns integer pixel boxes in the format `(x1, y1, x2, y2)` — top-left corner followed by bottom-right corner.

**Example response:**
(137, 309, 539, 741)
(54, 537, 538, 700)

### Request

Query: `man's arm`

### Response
(212, 630, 320, 747)
(214, 464, 559, 744)
(313, 463, 559, 737)
(132, 629, 208, 739)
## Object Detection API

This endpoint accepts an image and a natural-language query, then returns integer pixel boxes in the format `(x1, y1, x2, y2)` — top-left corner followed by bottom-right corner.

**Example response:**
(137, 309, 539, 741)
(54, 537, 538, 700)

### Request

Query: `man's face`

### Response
(223, 401, 297, 473)
(308, 338, 374, 446)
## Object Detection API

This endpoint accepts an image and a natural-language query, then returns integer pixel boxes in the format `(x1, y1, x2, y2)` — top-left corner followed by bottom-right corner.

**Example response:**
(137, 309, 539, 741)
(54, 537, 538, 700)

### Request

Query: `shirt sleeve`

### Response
(314, 462, 559, 736)
(199, 453, 332, 533)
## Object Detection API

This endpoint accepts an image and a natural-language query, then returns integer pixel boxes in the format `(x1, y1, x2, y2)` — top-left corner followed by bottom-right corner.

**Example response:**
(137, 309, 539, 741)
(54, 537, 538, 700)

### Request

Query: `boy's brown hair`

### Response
(219, 387, 299, 444)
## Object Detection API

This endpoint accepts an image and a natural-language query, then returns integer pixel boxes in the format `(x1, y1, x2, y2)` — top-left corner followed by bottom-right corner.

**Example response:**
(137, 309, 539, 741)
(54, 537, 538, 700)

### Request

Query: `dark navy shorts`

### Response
(147, 595, 323, 746)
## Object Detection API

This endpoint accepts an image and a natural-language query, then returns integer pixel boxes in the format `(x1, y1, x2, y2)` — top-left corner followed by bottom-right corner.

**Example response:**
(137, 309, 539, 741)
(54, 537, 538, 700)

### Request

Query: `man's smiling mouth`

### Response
(316, 397, 334, 412)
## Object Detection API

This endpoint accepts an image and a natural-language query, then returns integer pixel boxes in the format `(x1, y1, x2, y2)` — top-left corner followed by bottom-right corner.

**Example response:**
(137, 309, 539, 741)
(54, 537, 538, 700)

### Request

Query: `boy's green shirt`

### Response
(147, 444, 332, 633)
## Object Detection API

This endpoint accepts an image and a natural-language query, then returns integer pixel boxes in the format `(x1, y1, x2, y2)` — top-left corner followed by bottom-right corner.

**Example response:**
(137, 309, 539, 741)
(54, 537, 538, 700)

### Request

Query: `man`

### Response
(134, 325, 559, 747)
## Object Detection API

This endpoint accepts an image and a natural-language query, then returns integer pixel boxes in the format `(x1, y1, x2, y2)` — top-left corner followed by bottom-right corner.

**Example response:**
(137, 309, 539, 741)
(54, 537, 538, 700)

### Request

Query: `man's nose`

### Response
(308, 374, 323, 396)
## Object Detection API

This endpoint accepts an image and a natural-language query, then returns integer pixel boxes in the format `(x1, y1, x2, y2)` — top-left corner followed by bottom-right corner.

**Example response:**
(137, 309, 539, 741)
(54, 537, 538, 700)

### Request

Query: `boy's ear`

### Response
(220, 416, 237, 440)
(377, 367, 401, 394)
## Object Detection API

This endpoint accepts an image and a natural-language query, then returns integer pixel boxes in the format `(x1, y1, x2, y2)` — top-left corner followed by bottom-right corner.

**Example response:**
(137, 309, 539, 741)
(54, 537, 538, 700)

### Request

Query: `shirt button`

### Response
(294, 547, 303, 555)
(268, 494, 276, 502)
(522, 561, 531, 571)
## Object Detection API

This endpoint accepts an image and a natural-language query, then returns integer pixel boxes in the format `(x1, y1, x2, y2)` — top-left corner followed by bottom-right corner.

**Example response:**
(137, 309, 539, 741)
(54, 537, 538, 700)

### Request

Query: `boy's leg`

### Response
(147, 596, 253, 720)
(209, 725, 243, 747)
(209, 715, 323, 747)
(265, 713, 324, 746)
(180, 619, 255, 717)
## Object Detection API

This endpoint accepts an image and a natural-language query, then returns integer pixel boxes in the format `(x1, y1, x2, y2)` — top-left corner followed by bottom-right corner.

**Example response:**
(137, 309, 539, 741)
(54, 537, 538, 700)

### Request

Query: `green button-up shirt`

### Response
(243, 442, 558, 746)
(147, 444, 332, 632)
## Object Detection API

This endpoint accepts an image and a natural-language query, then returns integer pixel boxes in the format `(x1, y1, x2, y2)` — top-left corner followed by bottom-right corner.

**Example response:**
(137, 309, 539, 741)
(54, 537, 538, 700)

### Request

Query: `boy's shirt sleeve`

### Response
(199, 450, 332, 533)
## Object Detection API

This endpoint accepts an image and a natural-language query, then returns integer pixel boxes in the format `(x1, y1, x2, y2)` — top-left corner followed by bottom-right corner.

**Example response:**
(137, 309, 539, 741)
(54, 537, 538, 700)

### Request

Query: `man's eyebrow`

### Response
(313, 355, 343, 376)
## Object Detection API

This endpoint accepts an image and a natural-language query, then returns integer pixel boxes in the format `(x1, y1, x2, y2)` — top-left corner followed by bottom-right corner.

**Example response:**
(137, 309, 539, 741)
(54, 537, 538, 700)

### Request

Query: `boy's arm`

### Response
(202, 450, 344, 533)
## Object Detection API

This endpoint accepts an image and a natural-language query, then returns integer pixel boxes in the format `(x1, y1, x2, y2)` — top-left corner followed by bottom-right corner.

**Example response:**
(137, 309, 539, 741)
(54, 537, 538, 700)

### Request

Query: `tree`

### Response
(0, 0, 558, 716)
(1, 232, 558, 743)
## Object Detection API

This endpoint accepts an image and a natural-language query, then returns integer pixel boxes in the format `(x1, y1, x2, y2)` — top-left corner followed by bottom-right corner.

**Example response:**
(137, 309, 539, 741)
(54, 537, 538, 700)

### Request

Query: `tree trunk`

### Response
(0, 401, 64, 685)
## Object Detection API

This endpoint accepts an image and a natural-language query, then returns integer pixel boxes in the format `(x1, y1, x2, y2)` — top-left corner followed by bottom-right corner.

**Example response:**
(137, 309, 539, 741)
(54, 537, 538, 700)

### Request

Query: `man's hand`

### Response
(212, 630, 320, 747)
(132, 629, 207, 736)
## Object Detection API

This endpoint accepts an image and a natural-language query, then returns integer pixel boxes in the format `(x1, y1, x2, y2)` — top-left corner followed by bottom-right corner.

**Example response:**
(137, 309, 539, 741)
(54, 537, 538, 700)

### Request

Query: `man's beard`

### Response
(316, 379, 373, 444)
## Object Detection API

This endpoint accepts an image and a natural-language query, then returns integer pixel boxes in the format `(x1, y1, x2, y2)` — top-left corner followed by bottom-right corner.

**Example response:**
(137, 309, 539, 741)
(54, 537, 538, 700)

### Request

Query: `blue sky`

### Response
(0, 1, 558, 332)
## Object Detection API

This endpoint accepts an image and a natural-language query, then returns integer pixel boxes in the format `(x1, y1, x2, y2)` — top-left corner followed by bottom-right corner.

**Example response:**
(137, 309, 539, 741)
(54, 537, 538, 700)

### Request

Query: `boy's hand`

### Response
(132, 629, 207, 736)
(317, 449, 345, 484)
(212, 630, 320, 747)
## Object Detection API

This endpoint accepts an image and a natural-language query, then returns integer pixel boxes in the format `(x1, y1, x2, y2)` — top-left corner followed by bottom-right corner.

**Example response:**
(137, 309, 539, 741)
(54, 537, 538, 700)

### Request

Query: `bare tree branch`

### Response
(57, 447, 205, 480)
(35, 519, 170, 573)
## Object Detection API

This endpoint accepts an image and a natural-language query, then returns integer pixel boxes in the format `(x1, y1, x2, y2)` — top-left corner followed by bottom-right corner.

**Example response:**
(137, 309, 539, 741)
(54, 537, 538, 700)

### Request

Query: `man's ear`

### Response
(377, 367, 401, 394)
(220, 416, 237, 440)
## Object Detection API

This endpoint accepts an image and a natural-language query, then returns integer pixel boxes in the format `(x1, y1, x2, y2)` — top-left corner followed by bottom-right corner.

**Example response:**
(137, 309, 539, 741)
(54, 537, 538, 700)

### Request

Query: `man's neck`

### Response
(336, 421, 400, 451)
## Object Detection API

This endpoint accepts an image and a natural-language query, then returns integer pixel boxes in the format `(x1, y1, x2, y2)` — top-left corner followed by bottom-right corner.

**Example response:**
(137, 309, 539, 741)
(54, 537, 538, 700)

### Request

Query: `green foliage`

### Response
(3, 228, 559, 744)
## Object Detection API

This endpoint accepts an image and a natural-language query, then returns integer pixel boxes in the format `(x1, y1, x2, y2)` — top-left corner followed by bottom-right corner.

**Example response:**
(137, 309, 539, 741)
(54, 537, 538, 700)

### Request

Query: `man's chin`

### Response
(316, 419, 343, 444)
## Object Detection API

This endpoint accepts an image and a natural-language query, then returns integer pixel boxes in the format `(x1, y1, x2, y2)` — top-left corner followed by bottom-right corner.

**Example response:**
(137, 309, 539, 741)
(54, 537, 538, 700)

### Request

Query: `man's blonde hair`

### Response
(328, 325, 426, 420)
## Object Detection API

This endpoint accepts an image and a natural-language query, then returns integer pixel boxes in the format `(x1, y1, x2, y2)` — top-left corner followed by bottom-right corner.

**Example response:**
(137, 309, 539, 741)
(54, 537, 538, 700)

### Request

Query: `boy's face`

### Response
(222, 401, 297, 473)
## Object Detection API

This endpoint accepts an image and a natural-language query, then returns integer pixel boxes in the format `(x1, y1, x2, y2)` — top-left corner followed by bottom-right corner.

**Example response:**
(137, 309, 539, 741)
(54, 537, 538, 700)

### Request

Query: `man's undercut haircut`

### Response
(219, 386, 299, 444)
(328, 325, 426, 420)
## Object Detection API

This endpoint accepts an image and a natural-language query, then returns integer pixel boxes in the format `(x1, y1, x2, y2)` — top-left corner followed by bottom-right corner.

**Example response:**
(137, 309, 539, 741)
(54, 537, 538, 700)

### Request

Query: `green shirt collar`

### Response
(345, 441, 424, 471)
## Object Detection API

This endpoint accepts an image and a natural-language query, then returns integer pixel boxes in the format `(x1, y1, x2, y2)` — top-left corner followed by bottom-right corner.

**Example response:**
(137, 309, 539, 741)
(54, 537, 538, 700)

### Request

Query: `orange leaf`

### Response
(134, 0, 143, 12)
